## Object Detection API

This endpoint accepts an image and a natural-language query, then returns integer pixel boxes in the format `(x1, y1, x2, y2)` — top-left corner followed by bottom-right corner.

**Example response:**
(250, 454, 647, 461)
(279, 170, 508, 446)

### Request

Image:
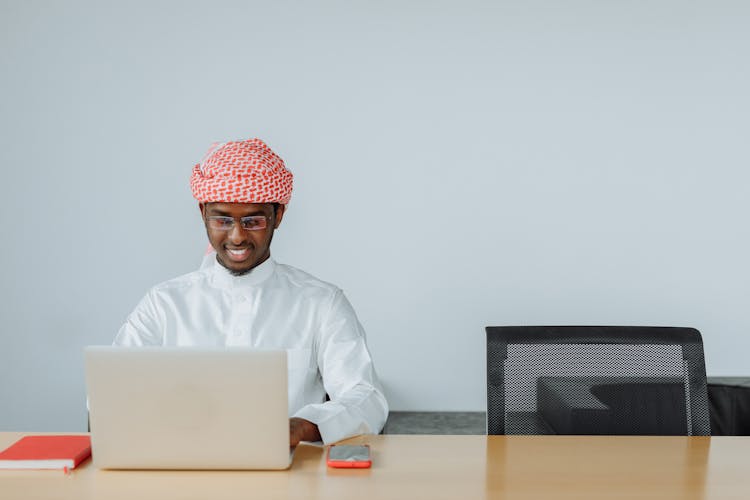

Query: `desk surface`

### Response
(1, 433, 749, 499)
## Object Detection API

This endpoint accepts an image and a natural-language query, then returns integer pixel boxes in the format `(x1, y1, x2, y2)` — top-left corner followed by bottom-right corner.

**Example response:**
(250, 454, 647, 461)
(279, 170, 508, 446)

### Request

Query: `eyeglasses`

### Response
(206, 215, 268, 231)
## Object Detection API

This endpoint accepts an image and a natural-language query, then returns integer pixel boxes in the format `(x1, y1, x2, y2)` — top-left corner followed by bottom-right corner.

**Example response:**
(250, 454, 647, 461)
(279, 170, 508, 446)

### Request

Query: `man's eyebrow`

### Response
(207, 209, 266, 217)
(206, 209, 231, 216)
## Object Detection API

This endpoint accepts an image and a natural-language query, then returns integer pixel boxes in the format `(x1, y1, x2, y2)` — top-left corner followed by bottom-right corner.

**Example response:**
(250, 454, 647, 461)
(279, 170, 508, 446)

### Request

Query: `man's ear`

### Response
(199, 202, 206, 219)
(273, 204, 286, 229)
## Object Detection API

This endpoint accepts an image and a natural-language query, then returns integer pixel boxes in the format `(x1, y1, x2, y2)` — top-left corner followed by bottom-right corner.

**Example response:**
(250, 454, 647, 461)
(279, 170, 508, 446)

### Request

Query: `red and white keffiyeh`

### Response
(190, 138, 293, 204)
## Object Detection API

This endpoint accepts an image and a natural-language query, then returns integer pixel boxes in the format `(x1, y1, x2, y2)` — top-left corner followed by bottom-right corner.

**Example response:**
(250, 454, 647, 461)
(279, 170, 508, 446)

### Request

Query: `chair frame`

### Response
(486, 326, 710, 435)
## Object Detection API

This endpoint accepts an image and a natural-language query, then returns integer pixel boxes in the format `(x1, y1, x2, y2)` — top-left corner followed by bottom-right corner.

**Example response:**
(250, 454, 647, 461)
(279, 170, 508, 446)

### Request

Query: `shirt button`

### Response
(236, 295, 246, 302)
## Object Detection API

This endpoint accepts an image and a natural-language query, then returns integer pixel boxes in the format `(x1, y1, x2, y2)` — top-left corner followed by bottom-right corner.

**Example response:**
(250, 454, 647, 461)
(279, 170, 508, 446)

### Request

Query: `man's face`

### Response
(200, 202, 285, 275)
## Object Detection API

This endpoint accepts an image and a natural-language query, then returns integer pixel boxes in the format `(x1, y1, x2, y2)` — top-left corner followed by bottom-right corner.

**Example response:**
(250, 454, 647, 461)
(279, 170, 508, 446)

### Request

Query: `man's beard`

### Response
(228, 266, 252, 277)
(216, 250, 273, 277)
(213, 231, 274, 277)
(216, 254, 254, 277)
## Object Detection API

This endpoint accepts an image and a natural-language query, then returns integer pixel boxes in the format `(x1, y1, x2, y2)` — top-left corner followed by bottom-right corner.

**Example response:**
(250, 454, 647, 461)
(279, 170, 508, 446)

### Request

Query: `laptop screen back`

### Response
(85, 347, 290, 470)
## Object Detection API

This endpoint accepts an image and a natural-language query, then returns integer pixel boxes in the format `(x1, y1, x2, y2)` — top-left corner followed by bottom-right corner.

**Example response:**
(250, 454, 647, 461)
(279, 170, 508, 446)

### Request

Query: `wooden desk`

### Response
(1, 433, 748, 499)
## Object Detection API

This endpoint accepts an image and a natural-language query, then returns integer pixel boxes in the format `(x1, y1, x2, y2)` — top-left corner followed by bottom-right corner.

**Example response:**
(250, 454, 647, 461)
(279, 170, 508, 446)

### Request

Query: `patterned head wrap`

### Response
(190, 138, 293, 204)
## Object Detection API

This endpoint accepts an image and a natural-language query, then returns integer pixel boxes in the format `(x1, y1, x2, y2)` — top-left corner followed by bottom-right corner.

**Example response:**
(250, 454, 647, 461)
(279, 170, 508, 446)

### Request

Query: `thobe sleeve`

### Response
(113, 290, 164, 346)
(291, 290, 389, 444)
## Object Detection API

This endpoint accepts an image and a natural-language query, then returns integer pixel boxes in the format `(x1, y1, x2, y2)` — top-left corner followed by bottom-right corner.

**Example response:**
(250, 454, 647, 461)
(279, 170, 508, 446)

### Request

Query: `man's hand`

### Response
(289, 417, 321, 447)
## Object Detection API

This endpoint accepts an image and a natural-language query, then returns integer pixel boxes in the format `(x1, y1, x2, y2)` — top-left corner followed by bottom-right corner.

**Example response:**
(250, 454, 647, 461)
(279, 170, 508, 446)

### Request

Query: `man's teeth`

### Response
(228, 249, 248, 255)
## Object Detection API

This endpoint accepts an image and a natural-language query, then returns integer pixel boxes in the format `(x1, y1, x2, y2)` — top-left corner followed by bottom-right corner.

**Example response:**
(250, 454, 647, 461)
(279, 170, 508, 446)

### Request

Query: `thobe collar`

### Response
(210, 255, 276, 289)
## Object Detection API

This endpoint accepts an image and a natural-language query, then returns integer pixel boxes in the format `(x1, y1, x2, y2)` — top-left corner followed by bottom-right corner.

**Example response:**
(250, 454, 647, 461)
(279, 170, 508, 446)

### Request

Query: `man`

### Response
(115, 138, 388, 445)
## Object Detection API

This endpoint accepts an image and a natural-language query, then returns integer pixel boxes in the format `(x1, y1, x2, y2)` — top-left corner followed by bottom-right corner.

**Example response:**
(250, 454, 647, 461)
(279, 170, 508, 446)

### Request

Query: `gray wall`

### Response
(1, 0, 748, 431)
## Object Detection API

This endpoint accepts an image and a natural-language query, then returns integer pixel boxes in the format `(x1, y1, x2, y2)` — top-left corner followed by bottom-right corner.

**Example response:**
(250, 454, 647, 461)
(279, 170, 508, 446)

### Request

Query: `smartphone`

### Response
(326, 444, 371, 468)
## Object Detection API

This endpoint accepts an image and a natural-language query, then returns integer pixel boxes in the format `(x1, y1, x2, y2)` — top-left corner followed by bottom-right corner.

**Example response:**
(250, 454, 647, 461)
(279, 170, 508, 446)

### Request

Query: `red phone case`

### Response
(326, 445, 372, 468)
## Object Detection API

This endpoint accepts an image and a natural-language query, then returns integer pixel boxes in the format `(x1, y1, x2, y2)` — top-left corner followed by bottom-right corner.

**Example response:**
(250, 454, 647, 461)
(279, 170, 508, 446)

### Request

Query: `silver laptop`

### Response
(84, 346, 291, 470)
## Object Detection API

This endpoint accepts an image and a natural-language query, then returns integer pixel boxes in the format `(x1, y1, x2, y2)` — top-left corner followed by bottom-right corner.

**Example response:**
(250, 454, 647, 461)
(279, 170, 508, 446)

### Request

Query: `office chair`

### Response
(486, 326, 710, 435)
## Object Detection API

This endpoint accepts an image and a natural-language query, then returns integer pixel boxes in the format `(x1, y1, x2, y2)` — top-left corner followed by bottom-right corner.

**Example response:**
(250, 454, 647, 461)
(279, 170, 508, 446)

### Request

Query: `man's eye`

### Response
(212, 217, 233, 227)
(242, 217, 264, 229)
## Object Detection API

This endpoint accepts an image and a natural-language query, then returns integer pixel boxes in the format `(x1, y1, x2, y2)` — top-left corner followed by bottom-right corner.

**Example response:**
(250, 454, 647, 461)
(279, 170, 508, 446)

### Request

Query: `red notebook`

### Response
(0, 435, 91, 470)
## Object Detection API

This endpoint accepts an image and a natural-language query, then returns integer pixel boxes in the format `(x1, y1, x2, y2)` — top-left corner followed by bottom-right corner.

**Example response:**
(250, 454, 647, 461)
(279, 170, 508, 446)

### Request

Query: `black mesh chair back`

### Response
(486, 326, 710, 435)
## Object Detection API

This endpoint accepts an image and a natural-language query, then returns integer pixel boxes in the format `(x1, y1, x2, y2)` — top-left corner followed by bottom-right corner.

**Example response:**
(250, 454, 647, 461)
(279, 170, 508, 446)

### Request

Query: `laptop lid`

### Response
(84, 347, 290, 470)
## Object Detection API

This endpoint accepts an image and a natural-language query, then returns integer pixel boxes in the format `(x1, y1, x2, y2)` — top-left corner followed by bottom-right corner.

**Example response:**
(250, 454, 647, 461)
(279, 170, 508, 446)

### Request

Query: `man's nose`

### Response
(228, 222, 246, 243)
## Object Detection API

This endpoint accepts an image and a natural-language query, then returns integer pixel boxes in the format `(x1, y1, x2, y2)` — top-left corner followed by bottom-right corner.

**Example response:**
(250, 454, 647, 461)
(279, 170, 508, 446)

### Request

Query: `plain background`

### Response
(1, 0, 748, 431)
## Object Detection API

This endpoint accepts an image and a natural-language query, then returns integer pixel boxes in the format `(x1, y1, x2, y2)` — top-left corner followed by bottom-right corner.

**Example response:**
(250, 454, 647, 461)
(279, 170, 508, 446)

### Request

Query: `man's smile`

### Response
(225, 247, 252, 261)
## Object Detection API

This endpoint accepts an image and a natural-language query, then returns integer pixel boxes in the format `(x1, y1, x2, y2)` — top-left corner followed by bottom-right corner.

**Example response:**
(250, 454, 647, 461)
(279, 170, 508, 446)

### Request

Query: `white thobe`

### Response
(114, 257, 388, 444)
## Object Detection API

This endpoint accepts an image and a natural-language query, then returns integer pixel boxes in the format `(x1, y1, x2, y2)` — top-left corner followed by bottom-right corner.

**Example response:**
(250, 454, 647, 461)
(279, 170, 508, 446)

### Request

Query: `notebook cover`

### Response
(0, 435, 91, 469)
